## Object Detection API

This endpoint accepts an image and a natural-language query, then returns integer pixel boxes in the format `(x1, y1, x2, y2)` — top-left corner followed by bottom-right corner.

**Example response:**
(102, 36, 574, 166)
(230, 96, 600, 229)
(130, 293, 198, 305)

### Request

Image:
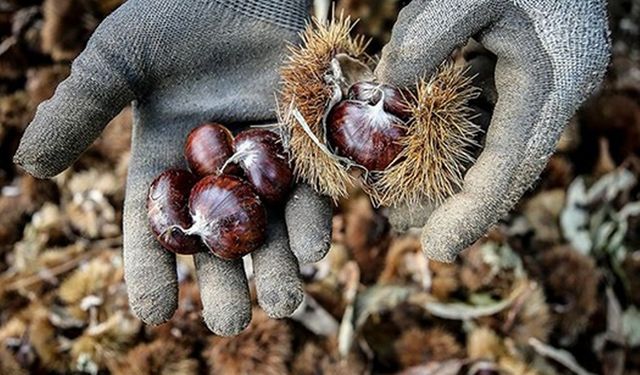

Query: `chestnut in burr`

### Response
(349, 81, 411, 119)
(328, 84, 407, 171)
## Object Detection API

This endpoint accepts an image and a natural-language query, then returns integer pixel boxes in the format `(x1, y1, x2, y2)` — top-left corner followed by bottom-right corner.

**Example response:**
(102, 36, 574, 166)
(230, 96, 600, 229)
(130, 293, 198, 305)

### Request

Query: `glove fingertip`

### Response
(292, 235, 331, 265)
(420, 199, 482, 263)
(127, 281, 179, 325)
(203, 308, 252, 337)
(421, 228, 460, 264)
(259, 287, 303, 319)
(14, 136, 63, 179)
(194, 253, 252, 336)
(253, 217, 304, 318)
(124, 247, 179, 325)
(285, 184, 333, 265)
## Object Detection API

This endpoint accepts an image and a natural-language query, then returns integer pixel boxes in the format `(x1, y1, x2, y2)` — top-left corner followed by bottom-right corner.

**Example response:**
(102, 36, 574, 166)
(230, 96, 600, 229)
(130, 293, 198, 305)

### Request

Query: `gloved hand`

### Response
(13, 0, 332, 336)
(376, 0, 611, 262)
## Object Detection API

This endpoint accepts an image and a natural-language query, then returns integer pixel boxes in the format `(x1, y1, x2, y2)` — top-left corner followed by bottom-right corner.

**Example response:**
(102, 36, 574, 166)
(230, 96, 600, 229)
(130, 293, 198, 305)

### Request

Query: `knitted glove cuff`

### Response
(213, 0, 311, 30)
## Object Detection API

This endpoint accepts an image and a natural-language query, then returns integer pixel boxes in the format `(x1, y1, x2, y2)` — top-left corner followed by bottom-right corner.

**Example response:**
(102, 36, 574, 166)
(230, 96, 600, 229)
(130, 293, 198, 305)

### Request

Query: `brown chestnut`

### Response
(327, 95, 407, 171)
(227, 129, 293, 204)
(147, 169, 203, 254)
(184, 123, 236, 177)
(186, 175, 266, 260)
(349, 81, 411, 119)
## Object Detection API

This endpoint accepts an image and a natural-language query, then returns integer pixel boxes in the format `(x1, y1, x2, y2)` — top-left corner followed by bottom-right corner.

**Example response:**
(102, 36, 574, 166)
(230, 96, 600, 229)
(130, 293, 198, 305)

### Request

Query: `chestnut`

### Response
(184, 123, 236, 177)
(228, 129, 293, 204)
(349, 81, 411, 119)
(186, 175, 266, 260)
(327, 93, 407, 171)
(147, 169, 203, 254)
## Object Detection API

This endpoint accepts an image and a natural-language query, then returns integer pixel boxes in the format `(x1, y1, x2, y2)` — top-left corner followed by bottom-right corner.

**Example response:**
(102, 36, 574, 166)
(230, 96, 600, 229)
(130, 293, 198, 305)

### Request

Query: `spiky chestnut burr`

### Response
(227, 129, 293, 204)
(370, 67, 481, 206)
(186, 175, 266, 260)
(278, 15, 369, 199)
(147, 169, 203, 254)
(184, 123, 237, 177)
(327, 86, 407, 171)
(278, 16, 480, 208)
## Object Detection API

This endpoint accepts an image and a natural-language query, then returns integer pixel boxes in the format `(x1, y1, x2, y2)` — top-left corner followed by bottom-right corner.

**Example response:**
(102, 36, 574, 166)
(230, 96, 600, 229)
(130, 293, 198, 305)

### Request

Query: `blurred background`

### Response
(0, 0, 639, 374)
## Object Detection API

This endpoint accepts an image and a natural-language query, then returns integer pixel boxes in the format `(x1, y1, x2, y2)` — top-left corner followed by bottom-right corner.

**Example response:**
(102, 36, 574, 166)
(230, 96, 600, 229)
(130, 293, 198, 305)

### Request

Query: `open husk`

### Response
(279, 16, 480, 207)
(370, 64, 481, 207)
(279, 15, 370, 199)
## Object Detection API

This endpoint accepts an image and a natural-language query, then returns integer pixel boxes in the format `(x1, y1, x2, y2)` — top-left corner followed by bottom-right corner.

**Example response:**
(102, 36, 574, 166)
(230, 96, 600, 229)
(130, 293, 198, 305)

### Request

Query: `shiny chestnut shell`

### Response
(231, 129, 293, 204)
(184, 123, 236, 177)
(349, 81, 411, 119)
(327, 100, 406, 171)
(147, 169, 203, 254)
(189, 175, 266, 260)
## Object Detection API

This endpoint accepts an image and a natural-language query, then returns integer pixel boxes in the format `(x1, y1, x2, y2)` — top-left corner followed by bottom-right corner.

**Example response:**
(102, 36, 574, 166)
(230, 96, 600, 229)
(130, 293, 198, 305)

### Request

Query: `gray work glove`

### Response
(376, 0, 611, 262)
(13, 0, 332, 336)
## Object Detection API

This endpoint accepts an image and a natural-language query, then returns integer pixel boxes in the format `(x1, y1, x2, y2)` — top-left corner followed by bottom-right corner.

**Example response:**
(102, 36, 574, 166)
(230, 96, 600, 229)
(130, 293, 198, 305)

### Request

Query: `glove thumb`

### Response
(14, 6, 136, 178)
(375, 0, 500, 87)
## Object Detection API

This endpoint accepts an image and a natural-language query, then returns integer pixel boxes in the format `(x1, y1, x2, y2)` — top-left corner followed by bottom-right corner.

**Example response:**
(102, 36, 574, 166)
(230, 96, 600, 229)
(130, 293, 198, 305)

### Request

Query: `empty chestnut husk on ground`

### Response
(147, 169, 203, 254)
(328, 83, 407, 171)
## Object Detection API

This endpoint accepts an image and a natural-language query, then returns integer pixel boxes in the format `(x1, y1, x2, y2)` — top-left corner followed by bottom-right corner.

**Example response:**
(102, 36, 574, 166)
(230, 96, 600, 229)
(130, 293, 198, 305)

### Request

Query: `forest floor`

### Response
(0, 1, 639, 374)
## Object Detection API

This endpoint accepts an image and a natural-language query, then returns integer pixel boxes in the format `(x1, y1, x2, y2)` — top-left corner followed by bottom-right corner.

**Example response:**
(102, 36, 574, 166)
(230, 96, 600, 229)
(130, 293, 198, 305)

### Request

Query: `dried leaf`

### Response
(418, 281, 530, 320)
(623, 306, 640, 347)
(354, 285, 415, 328)
(529, 337, 596, 375)
(396, 360, 464, 375)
